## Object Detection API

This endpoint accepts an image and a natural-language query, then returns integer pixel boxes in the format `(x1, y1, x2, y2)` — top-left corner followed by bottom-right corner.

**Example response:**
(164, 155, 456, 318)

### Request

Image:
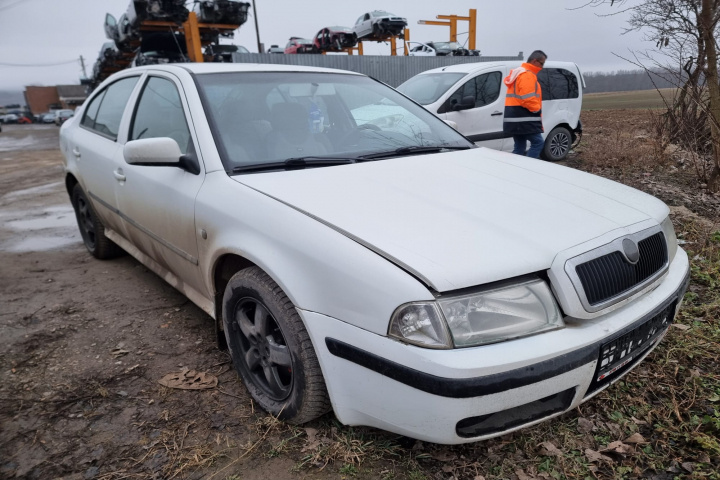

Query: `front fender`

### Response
(196, 172, 433, 335)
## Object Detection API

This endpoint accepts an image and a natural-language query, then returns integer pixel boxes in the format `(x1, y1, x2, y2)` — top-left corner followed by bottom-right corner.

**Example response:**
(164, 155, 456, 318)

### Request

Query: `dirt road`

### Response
(0, 125, 318, 479)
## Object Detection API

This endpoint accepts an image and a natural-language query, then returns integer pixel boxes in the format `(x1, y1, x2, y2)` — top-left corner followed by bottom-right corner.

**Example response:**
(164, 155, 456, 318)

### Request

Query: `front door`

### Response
(115, 73, 207, 296)
(442, 70, 506, 151)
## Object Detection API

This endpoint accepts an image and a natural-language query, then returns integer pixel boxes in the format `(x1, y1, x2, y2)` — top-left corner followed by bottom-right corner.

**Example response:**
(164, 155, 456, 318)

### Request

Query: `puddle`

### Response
(2, 182, 64, 200)
(6, 234, 80, 252)
(0, 204, 81, 252)
(0, 135, 38, 152)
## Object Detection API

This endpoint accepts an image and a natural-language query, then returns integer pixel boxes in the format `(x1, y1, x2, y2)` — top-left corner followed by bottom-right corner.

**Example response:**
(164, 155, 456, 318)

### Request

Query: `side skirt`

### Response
(104, 228, 215, 319)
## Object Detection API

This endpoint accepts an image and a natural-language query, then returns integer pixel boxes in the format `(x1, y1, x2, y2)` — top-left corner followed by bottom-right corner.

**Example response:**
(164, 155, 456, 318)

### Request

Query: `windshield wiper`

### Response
(359, 145, 473, 160)
(231, 156, 360, 173)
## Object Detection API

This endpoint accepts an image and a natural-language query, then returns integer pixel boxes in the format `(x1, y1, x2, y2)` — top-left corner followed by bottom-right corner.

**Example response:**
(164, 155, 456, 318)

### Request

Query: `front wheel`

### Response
(222, 267, 331, 424)
(541, 126, 572, 161)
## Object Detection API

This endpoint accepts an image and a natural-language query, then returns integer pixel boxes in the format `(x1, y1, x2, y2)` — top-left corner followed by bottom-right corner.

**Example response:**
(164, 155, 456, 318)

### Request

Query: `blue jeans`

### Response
(512, 133, 544, 158)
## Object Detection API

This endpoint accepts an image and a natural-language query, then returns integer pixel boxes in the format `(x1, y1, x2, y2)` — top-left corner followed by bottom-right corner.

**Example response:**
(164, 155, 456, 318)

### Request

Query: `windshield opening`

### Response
(396, 73, 466, 105)
(195, 72, 473, 173)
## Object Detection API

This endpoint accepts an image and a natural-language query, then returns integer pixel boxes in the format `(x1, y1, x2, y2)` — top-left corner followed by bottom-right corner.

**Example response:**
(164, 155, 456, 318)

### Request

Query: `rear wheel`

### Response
(222, 267, 331, 423)
(71, 184, 123, 259)
(542, 126, 572, 161)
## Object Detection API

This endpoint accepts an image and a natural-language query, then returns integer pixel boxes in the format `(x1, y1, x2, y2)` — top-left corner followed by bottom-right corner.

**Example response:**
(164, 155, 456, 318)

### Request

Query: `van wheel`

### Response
(222, 267, 331, 424)
(542, 126, 572, 161)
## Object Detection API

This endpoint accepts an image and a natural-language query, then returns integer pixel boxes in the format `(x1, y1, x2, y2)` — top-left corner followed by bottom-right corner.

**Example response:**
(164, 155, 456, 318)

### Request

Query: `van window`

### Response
(446, 71, 502, 109)
(537, 68, 579, 100)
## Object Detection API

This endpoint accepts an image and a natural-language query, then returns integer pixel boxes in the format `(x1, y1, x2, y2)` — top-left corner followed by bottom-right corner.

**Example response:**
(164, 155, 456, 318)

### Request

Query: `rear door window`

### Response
(82, 76, 140, 140)
(537, 68, 579, 100)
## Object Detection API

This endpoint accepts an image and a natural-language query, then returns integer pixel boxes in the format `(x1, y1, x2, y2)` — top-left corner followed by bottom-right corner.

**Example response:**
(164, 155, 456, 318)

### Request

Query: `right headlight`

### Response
(660, 215, 678, 263)
(388, 277, 564, 349)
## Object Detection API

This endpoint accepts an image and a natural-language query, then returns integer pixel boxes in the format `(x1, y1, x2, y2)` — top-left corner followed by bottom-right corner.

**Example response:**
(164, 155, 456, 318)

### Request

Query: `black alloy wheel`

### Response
(233, 297, 293, 401)
(222, 267, 330, 423)
(542, 126, 572, 161)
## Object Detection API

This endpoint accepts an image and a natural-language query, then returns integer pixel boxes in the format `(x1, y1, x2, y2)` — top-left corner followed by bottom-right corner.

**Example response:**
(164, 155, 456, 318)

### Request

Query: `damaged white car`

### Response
(60, 64, 689, 444)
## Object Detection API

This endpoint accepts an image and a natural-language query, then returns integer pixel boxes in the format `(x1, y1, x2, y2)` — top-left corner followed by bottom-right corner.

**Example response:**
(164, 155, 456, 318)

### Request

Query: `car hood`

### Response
(234, 148, 668, 292)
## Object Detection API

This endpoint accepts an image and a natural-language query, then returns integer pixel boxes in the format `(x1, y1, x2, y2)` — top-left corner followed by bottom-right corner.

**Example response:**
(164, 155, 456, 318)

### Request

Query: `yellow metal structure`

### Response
(139, 11, 245, 63)
(417, 9, 477, 50)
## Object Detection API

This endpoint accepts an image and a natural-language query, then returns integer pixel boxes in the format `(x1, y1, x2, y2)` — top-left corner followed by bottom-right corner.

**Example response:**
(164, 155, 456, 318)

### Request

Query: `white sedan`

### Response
(60, 63, 689, 444)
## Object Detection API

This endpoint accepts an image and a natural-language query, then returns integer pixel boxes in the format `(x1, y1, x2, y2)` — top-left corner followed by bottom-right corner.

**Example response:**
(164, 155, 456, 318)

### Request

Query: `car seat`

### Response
(268, 102, 328, 159)
(218, 98, 273, 166)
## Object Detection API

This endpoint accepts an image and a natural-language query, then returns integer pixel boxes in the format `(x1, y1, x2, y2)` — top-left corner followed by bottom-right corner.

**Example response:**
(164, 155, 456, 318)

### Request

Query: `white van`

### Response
(397, 61, 585, 160)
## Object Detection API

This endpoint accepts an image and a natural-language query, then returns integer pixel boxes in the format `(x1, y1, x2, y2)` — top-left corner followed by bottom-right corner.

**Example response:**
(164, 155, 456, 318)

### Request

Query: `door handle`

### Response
(113, 169, 126, 182)
(72, 147, 81, 158)
(491, 111, 503, 116)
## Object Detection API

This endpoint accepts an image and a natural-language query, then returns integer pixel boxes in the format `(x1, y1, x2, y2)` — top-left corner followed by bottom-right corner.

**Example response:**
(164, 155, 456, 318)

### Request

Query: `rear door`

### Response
(537, 67, 581, 135)
(114, 73, 207, 295)
(71, 75, 141, 234)
(442, 69, 505, 150)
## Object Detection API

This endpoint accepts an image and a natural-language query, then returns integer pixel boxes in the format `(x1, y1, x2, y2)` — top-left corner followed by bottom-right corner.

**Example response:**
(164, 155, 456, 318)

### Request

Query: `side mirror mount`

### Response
(453, 95, 476, 111)
(124, 137, 182, 166)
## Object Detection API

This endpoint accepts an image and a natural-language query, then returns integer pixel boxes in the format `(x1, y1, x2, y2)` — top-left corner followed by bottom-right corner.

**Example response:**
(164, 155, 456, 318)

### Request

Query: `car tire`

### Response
(222, 267, 331, 424)
(71, 184, 123, 259)
(542, 126, 572, 161)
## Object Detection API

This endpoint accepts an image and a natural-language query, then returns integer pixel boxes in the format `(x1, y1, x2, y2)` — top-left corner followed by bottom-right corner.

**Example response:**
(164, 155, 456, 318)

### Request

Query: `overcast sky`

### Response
(0, 0, 651, 91)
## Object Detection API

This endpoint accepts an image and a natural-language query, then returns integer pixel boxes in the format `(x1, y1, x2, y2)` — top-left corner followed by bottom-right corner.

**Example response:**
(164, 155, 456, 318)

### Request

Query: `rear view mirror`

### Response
(124, 138, 181, 166)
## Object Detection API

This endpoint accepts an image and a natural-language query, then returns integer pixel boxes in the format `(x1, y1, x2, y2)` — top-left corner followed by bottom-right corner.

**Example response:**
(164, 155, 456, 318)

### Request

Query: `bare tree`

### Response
(581, 0, 720, 190)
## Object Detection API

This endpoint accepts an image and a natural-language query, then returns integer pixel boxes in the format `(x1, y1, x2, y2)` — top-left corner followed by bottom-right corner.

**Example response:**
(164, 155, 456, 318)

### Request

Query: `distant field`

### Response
(582, 88, 676, 110)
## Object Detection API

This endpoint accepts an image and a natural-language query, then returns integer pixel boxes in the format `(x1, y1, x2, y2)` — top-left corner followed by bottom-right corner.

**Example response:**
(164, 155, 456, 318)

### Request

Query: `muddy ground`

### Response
(0, 115, 718, 480)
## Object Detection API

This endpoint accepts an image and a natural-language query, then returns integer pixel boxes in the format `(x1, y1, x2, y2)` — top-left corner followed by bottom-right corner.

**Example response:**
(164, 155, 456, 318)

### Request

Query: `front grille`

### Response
(576, 232, 667, 306)
(585, 301, 675, 395)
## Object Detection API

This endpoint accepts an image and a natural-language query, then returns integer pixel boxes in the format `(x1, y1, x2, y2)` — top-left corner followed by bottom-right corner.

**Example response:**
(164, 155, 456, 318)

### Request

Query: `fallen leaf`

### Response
(158, 367, 218, 390)
(442, 465, 454, 473)
(698, 453, 711, 463)
(585, 448, 613, 463)
(577, 417, 594, 433)
(602, 441, 634, 455)
(631, 416, 648, 425)
(515, 469, 537, 480)
(681, 462, 694, 473)
(671, 324, 691, 331)
(474, 476, 485, 480)
(430, 450, 456, 462)
(302, 427, 321, 452)
(538, 441, 563, 457)
(624, 433, 647, 444)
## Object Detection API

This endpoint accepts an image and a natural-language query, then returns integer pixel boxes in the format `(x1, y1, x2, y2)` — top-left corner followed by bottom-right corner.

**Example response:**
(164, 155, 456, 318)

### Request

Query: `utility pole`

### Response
(79, 55, 88, 79)
(251, 1, 262, 53)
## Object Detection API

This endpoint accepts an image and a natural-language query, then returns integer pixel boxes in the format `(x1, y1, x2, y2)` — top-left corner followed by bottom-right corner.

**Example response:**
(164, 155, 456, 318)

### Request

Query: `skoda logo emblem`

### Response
(622, 238, 640, 264)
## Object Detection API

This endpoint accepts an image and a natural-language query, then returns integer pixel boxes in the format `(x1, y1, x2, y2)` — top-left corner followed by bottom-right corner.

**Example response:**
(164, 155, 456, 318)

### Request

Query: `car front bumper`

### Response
(300, 248, 690, 444)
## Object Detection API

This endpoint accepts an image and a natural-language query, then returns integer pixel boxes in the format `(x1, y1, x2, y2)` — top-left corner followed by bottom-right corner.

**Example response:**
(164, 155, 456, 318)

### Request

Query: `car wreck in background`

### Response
(408, 41, 479, 57)
(353, 10, 407, 40)
(313, 26, 357, 52)
(284, 37, 315, 54)
(133, 32, 189, 66)
(194, 0, 250, 25)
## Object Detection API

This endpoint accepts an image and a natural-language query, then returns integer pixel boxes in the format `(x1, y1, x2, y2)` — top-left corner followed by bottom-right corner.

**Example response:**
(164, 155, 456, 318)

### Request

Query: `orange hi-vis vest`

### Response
(503, 62, 543, 135)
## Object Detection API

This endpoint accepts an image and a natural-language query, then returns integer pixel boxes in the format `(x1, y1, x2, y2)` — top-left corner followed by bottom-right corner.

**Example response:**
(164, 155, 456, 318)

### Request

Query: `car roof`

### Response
(110, 63, 366, 77)
(418, 60, 578, 75)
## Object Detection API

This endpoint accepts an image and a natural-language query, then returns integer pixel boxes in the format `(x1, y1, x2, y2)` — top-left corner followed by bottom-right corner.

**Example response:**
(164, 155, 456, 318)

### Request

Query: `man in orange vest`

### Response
(503, 50, 547, 158)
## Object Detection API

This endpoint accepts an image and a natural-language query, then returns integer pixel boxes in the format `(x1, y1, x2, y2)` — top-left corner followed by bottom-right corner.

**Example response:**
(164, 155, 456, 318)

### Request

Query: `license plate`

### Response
(596, 303, 674, 383)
